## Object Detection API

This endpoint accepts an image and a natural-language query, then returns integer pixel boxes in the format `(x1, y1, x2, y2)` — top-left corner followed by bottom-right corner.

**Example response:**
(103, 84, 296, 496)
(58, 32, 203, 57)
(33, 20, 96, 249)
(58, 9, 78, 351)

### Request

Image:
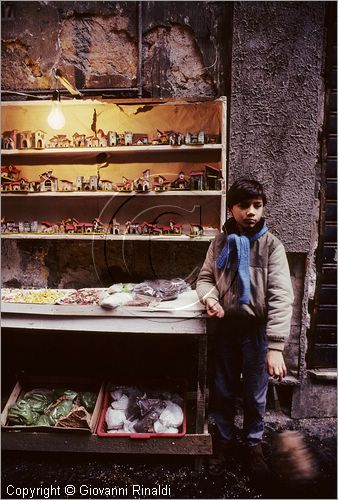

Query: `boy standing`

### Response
(196, 178, 294, 478)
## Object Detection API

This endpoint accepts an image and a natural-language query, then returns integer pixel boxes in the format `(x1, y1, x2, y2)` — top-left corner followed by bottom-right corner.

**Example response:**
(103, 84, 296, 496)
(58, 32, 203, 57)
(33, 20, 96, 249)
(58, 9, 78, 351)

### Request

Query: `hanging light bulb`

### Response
(47, 90, 65, 130)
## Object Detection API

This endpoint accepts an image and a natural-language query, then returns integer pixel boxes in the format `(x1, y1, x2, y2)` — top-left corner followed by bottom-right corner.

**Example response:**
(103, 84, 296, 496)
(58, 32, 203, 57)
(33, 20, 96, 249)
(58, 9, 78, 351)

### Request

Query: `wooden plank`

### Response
(1, 233, 216, 242)
(2, 432, 212, 455)
(1, 315, 206, 334)
(1, 302, 206, 318)
(195, 335, 208, 434)
(1, 144, 221, 157)
(1, 190, 222, 198)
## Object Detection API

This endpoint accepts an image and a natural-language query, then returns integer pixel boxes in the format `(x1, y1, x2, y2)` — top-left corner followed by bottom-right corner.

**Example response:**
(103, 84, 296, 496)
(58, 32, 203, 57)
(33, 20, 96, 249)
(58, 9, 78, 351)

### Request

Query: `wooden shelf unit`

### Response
(1, 297, 212, 461)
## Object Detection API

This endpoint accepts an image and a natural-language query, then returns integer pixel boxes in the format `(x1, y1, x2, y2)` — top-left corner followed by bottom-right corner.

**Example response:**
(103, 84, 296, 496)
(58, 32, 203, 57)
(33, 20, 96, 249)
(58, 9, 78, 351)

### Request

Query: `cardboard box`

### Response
(1, 374, 104, 433)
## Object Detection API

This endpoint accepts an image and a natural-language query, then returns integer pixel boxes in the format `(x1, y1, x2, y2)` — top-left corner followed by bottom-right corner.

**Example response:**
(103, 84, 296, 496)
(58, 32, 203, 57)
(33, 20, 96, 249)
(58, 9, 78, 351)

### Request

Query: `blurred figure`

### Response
(273, 430, 319, 483)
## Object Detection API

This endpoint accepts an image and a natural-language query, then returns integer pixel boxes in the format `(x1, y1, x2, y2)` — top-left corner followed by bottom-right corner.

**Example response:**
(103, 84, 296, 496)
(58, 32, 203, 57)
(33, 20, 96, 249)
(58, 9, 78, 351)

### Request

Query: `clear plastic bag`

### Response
(133, 278, 189, 301)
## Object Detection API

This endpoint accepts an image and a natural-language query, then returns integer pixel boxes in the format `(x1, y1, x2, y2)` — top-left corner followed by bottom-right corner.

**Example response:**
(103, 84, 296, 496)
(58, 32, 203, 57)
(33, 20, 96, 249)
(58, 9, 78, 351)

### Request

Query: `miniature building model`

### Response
(109, 220, 120, 235)
(107, 131, 117, 146)
(117, 176, 133, 192)
(190, 224, 204, 236)
(19, 178, 30, 191)
(60, 179, 74, 191)
(33, 130, 46, 149)
(72, 133, 86, 147)
(1, 164, 21, 181)
(100, 179, 113, 191)
(125, 132, 133, 146)
(2, 130, 18, 149)
(40, 170, 58, 192)
(17, 131, 32, 149)
(135, 169, 151, 192)
(190, 170, 204, 190)
(171, 171, 190, 190)
(205, 164, 221, 190)
(132, 134, 148, 145)
(97, 129, 108, 147)
(48, 134, 71, 148)
(153, 175, 171, 192)
(125, 221, 139, 234)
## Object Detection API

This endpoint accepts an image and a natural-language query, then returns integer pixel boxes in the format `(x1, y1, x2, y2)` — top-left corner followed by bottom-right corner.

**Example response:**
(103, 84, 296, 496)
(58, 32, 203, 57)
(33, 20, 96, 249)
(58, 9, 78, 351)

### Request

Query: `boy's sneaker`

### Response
(208, 441, 235, 476)
(246, 443, 270, 481)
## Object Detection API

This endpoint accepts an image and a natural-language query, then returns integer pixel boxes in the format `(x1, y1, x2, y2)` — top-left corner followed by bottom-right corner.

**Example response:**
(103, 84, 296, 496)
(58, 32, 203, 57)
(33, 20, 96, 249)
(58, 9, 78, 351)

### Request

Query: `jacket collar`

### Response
(222, 217, 267, 238)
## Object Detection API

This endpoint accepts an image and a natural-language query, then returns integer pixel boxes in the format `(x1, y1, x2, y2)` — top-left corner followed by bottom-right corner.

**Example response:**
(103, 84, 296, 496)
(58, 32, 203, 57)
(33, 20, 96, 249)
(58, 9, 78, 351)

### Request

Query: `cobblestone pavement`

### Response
(2, 413, 336, 499)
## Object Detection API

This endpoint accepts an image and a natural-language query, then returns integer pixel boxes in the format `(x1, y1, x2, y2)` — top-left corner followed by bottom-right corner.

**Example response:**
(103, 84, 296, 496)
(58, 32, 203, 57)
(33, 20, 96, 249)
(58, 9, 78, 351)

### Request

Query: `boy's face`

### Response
(229, 196, 264, 232)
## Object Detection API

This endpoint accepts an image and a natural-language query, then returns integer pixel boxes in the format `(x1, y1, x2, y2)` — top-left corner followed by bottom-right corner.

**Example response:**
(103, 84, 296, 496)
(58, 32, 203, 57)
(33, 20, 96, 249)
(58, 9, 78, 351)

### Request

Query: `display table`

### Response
(1, 290, 212, 465)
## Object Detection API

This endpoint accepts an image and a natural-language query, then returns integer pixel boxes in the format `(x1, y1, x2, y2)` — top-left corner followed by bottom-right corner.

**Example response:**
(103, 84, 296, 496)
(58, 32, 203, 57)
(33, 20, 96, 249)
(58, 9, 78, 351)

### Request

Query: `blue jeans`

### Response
(213, 318, 269, 447)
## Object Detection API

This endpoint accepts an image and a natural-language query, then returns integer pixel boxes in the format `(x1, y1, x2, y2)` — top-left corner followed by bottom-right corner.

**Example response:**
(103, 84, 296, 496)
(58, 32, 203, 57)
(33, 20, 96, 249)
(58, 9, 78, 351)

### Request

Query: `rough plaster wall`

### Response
(1, 1, 228, 95)
(1, 240, 210, 290)
(229, 2, 325, 252)
(1, 1, 138, 90)
(143, 24, 215, 97)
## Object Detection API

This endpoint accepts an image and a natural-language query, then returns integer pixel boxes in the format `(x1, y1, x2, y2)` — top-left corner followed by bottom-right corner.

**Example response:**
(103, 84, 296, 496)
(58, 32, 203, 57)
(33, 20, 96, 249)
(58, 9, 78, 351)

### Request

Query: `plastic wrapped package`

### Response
(159, 401, 184, 429)
(105, 407, 125, 430)
(111, 394, 129, 410)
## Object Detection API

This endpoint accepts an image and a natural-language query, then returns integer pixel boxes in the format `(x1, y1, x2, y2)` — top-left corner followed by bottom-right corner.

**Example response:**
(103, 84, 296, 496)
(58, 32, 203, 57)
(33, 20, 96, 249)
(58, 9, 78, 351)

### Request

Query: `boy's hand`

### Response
(205, 298, 224, 318)
(266, 350, 287, 380)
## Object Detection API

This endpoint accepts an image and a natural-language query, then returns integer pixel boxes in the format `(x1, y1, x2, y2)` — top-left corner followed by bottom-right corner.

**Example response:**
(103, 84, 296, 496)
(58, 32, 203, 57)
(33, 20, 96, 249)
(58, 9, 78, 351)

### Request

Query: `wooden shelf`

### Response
(1, 144, 223, 158)
(1, 190, 223, 198)
(1, 431, 212, 455)
(1, 233, 217, 241)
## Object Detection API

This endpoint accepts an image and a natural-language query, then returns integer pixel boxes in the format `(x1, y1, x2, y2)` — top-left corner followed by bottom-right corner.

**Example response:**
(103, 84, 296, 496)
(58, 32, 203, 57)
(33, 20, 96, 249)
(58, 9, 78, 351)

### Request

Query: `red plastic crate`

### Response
(97, 390, 186, 438)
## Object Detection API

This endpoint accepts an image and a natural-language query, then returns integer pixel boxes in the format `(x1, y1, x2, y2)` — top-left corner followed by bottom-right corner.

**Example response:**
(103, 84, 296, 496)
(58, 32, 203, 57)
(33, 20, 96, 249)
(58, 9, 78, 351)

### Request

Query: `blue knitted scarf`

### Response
(215, 221, 268, 304)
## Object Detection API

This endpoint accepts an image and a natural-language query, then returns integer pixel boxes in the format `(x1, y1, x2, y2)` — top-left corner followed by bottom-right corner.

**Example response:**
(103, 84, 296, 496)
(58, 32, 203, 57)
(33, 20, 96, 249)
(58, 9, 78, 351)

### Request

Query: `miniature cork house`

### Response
(33, 130, 46, 149)
(190, 224, 204, 236)
(171, 171, 190, 190)
(109, 220, 120, 235)
(107, 131, 117, 146)
(100, 179, 113, 191)
(97, 129, 108, 147)
(1, 164, 21, 181)
(190, 170, 205, 190)
(125, 132, 133, 146)
(40, 171, 58, 192)
(48, 134, 71, 148)
(132, 134, 148, 145)
(90, 176, 98, 190)
(117, 176, 133, 192)
(135, 169, 151, 192)
(153, 175, 171, 192)
(60, 180, 74, 191)
(205, 164, 221, 190)
(19, 178, 30, 191)
(125, 221, 139, 235)
(2, 129, 18, 149)
(17, 131, 32, 149)
(72, 133, 86, 148)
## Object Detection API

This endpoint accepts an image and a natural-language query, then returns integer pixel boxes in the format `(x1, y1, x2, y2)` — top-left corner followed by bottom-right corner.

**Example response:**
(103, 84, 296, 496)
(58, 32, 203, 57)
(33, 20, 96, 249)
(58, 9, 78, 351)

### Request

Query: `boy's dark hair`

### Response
(227, 178, 267, 208)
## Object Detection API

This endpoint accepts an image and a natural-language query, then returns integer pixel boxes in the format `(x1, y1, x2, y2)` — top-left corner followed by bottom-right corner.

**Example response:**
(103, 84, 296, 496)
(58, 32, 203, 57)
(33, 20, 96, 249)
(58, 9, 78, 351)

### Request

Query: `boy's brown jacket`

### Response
(196, 219, 294, 351)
